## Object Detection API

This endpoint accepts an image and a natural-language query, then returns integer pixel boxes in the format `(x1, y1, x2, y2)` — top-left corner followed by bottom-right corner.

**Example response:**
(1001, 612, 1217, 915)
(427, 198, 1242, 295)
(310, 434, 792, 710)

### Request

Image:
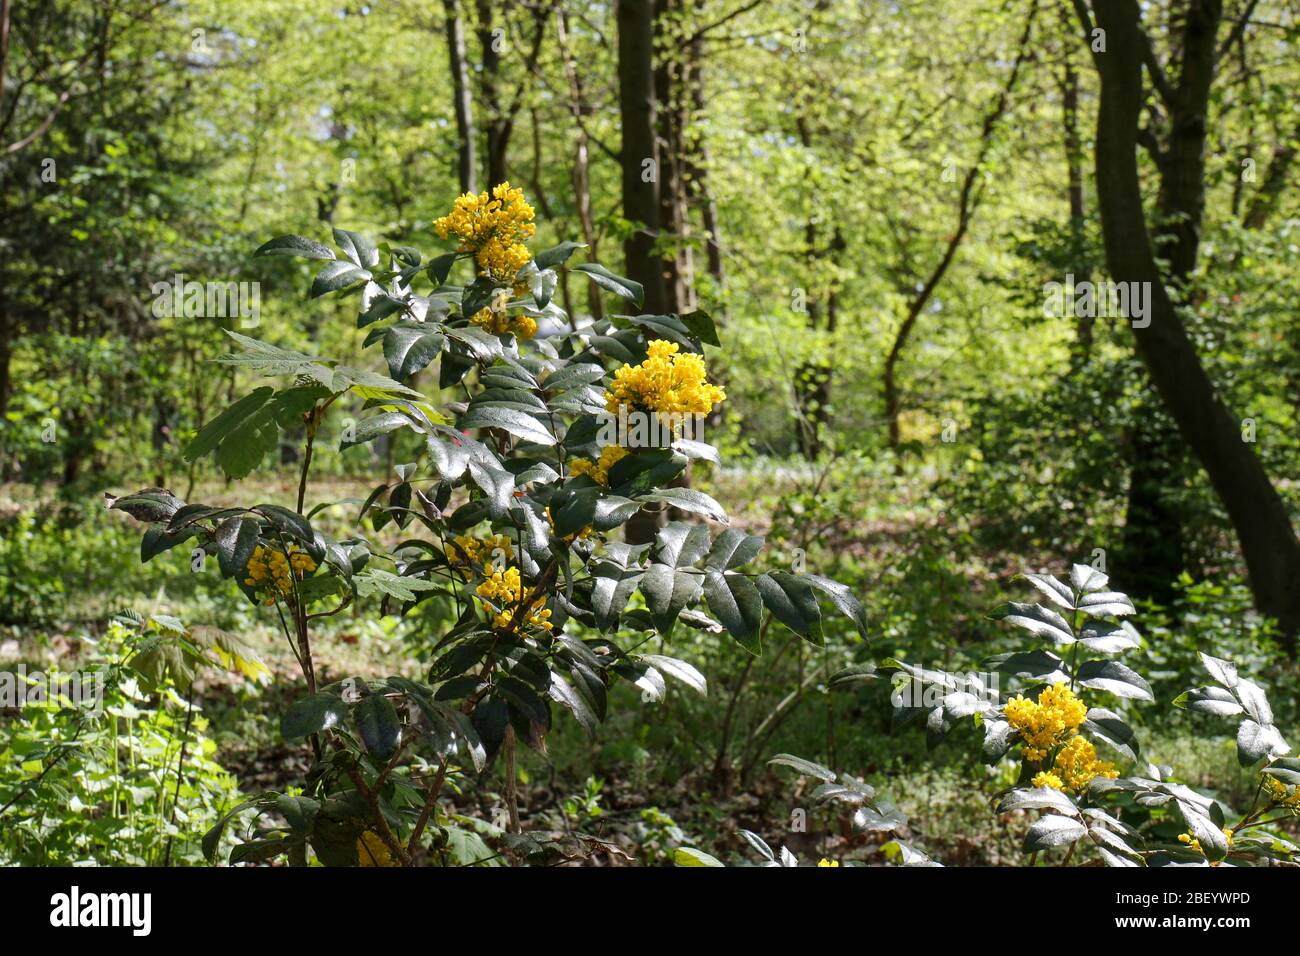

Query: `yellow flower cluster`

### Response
(470, 305, 538, 341)
(1009, 684, 1116, 794)
(434, 182, 535, 280)
(817, 858, 840, 867)
(1265, 775, 1300, 810)
(1031, 736, 1118, 794)
(357, 831, 399, 867)
(476, 566, 553, 631)
(569, 444, 631, 486)
(1005, 683, 1088, 763)
(447, 533, 514, 571)
(1178, 827, 1233, 864)
(244, 544, 317, 604)
(605, 340, 726, 417)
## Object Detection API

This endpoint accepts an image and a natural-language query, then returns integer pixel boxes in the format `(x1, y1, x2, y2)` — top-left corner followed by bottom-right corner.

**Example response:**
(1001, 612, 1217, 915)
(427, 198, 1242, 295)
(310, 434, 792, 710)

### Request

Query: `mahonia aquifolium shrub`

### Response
(679, 564, 1298, 867)
(105, 186, 866, 867)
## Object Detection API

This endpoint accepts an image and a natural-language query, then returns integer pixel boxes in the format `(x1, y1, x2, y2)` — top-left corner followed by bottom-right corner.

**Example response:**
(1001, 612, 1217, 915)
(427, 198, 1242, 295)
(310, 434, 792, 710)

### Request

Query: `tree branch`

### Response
(3, 89, 69, 154)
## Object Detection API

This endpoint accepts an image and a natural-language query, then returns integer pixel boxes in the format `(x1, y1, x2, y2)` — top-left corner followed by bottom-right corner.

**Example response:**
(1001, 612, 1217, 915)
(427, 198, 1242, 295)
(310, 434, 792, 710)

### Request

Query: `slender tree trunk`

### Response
(0, 0, 11, 113)
(1059, 3, 1093, 365)
(0, 310, 12, 420)
(883, 10, 1035, 450)
(684, 0, 722, 288)
(1242, 123, 1298, 229)
(475, 0, 508, 187)
(619, 0, 668, 543)
(1114, 0, 1211, 602)
(556, 7, 604, 321)
(697, 166, 724, 285)
(1089, 0, 1300, 644)
(792, 151, 824, 458)
(617, 0, 666, 315)
(446, 0, 478, 194)
(654, 0, 686, 314)
(688, 72, 724, 289)
(793, 221, 842, 459)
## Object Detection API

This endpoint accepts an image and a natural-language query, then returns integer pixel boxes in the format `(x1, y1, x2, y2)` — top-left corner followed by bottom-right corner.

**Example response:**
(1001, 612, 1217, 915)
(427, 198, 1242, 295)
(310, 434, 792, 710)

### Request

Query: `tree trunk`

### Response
(1119, 419, 1185, 604)
(1114, 0, 1208, 604)
(1242, 123, 1298, 229)
(619, 0, 668, 544)
(794, 223, 842, 458)
(1059, 3, 1093, 365)
(617, 0, 666, 315)
(0, 310, 12, 420)
(653, 0, 687, 314)
(474, 0, 508, 188)
(445, 0, 478, 194)
(685, 5, 724, 290)
(1090, 0, 1300, 643)
(556, 7, 604, 321)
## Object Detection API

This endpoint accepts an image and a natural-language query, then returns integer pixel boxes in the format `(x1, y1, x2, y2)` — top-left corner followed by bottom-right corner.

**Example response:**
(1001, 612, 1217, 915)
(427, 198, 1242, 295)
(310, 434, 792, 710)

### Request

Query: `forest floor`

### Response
(1, 468, 1295, 865)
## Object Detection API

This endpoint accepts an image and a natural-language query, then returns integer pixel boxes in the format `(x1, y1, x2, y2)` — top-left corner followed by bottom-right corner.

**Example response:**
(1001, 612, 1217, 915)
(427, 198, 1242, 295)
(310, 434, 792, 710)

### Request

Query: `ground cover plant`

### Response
(0, 0, 1298, 886)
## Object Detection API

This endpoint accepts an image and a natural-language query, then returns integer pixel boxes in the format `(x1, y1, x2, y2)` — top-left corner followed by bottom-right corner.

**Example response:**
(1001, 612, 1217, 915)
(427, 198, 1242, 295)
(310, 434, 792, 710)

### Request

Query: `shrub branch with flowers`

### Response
(105, 185, 865, 867)
(685, 563, 1298, 867)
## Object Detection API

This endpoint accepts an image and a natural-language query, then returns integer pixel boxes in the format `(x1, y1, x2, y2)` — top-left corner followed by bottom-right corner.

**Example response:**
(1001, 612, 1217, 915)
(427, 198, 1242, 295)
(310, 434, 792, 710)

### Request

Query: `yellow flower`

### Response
(817, 858, 840, 867)
(244, 543, 316, 603)
(569, 444, 631, 486)
(1031, 771, 1064, 791)
(447, 534, 514, 572)
(357, 831, 399, 867)
(476, 235, 533, 280)
(1042, 736, 1118, 794)
(476, 566, 552, 632)
(605, 340, 725, 418)
(1178, 827, 1234, 865)
(1005, 683, 1088, 764)
(470, 305, 538, 341)
(434, 182, 536, 280)
(1006, 684, 1114, 792)
(1264, 774, 1300, 810)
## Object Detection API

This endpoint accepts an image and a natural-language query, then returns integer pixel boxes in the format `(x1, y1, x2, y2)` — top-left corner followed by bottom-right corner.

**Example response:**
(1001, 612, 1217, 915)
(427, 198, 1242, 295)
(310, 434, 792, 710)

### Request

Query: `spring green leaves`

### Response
(185, 384, 315, 479)
(186, 330, 425, 479)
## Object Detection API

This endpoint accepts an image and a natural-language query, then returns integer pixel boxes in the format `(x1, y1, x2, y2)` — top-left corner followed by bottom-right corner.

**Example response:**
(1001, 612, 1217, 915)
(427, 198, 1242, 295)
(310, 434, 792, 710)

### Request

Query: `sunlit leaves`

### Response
(1179, 651, 1291, 766)
(383, 324, 445, 379)
(534, 241, 587, 270)
(254, 234, 335, 261)
(332, 228, 379, 269)
(1022, 814, 1086, 853)
(570, 262, 643, 307)
(106, 488, 184, 524)
(1075, 660, 1153, 701)
(991, 601, 1075, 646)
(215, 331, 323, 377)
(641, 655, 707, 696)
(703, 570, 763, 652)
(756, 572, 823, 644)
